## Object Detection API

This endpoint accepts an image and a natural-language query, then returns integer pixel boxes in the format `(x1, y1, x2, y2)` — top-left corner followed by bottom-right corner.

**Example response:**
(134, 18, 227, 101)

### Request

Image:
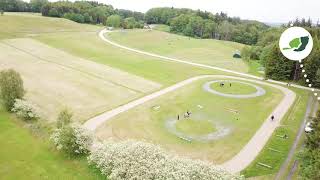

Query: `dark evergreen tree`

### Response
(264, 43, 295, 80)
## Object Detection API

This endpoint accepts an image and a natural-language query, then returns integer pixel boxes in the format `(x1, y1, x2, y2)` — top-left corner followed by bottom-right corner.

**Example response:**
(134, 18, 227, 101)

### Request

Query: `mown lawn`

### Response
(0, 109, 105, 179)
(35, 31, 220, 86)
(211, 81, 258, 95)
(108, 29, 248, 73)
(96, 78, 283, 163)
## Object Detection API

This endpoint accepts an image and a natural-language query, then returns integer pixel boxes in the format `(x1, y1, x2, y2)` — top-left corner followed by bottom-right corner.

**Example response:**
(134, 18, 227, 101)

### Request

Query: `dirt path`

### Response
(83, 75, 296, 173)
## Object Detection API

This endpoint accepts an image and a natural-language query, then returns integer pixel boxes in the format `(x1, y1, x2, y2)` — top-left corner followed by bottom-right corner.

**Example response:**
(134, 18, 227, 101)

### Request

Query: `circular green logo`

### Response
(279, 27, 313, 61)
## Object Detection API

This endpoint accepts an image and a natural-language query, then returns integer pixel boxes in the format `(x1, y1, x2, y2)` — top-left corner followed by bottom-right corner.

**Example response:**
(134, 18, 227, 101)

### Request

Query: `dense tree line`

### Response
(0, 0, 48, 12)
(145, 7, 268, 45)
(287, 18, 314, 28)
(41, 1, 144, 28)
(0, 1, 266, 44)
(41, 1, 114, 24)
(0, 0, 144, 29)
(241, 18, 320, 87)
(0, 0, 31, 12)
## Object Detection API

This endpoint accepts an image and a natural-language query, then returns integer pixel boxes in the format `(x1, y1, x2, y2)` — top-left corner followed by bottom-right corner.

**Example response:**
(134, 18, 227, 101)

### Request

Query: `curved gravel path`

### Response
(99, 29, 313, 92)
(203, 80, 266, 98)
(83, 75, 296, 173)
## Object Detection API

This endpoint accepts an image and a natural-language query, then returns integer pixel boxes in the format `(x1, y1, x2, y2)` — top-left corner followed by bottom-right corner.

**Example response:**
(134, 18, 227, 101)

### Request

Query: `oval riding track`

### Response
(84, 74, 296, 173)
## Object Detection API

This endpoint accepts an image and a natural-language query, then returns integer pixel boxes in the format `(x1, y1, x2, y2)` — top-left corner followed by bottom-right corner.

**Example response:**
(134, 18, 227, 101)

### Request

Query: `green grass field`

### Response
(176, 119, 216, 136)
(0, 13, 99, 40)
(0, 109, 105, 180)
(152, 24, 265, 76)
(0, 38, 161, 122)
(107, 29, 250, 73)
(34, 31, 221, 86)
(0, 13, 311, 179)
(211, 81, 258, 95)
(96, 78, 283, 163)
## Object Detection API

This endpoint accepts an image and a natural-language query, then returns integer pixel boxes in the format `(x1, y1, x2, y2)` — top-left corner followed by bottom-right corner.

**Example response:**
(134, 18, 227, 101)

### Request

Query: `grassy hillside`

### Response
(35, 32, 221, 86)
(0, 12, 99, 39)
(108, 29, 249, 73)
(0, 109, 104, 179)
(0, 13, 311, 178)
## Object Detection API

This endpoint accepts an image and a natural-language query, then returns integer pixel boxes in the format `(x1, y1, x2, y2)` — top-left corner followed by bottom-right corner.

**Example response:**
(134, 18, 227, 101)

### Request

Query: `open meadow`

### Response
(0, 13, 99, 40)
(0, 38, 161, 122)
(108, 29, 252, 73)
(34, 31, 221, 86)
(0, 108, 104, 179)
(0, 12, 313, 179)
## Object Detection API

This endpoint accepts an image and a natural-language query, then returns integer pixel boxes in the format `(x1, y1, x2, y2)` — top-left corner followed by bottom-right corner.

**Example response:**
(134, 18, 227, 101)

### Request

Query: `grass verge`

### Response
(242, 88, 309, 177)
(0, 109, 105, 179)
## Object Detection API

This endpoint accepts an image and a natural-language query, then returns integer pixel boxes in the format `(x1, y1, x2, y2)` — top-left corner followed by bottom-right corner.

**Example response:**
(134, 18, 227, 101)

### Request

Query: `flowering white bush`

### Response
(50, 124, 93, 156)
(88, 140, 243, 180)
(11, 99, 39, 120)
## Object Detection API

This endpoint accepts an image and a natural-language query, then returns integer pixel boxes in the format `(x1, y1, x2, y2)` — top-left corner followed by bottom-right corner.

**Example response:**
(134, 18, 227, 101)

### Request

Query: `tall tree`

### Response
(0, 69, 25, 110)
(314, 69, 320, 87)
(302, 36, 320, 86)
(106, 15, 121, 28)
(30, 0, 48, 12)
(264, 43, 295, 80)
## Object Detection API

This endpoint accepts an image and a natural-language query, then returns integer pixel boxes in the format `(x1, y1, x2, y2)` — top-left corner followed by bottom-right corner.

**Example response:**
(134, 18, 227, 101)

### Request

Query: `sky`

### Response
(44, 0, 320, 23)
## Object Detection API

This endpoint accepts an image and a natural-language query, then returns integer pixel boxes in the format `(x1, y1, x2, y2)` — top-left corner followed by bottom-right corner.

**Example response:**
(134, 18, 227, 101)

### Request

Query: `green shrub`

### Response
(259, 45, 273, 66)
(63, 13, 85, 23)
(106, 15, 121, 28)
(88, 140, 243, 179)
(241, 46, 263, 60)
(57, 108, 73, 128)
(11, 99, 39, 121)
(48, 8, 59, 17)
(241, 46, 251, 60)
(51, 124, 93, 156)
(0, 69, 24, 111)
